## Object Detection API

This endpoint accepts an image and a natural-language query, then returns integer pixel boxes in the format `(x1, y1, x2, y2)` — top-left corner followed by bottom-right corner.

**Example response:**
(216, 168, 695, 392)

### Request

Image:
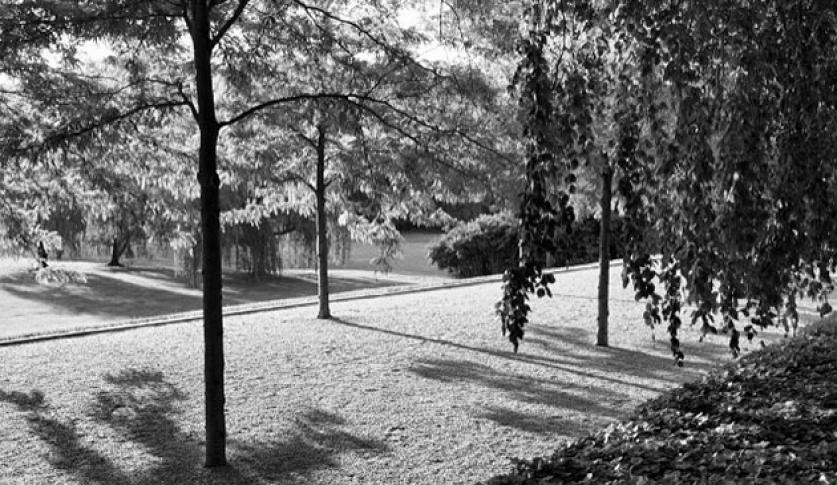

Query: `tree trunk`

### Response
(315, 124, 331, 319)
(108, 235, 131, 267)
(191, 1, 226, 468)
(597, 165, 613, 347)
(108, 237, 121, 266)
(36, 241, 48, 268)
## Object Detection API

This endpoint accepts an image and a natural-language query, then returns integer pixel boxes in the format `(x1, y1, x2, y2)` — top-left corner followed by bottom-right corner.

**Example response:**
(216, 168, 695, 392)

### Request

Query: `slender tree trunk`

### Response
(597, 165, 613, 347)
(108, 237, 122, 266)
(36, 241, 48, 268)
(191, 1, 226, 468)
(315, 124, 330, 319)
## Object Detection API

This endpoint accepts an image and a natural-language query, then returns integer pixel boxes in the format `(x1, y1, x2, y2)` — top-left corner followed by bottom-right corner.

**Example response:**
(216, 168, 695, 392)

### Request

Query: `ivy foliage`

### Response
(502, 0, 837, 362)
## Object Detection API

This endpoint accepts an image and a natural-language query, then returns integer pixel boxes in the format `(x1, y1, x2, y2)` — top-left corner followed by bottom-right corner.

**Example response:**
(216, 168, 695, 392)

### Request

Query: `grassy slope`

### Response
(0, 266, 800, 485)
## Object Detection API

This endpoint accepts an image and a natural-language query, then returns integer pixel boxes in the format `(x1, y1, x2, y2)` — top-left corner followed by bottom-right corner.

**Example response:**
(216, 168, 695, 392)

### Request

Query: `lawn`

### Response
(0, 265, 806, 485)
(0, 232, 449, 341)
(337, 230, 447, 277)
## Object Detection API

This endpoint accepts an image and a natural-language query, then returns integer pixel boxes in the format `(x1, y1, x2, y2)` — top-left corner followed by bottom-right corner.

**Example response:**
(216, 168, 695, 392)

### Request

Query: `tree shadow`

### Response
(221, 272, 406, 306)
(0, 368, 386, 484)
(329, 317, 697, 392)
(410, 358, 626, 419)
(325, 317, 729, 437)
(0, 272, 203, 321)
(0, 265, 409, 339)
(231, 409, 386, 481)
(478, 406, 609, 436)
(525, 325, 727, 374)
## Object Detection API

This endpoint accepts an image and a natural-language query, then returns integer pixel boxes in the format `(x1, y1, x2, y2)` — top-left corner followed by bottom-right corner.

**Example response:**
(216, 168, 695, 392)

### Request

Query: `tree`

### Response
(214, 1, 519, 319)
(3, 0, 521, 467)
(503, 0, 837, 367)
(499, 0, 642, 350)
(618, 0, 837, 363)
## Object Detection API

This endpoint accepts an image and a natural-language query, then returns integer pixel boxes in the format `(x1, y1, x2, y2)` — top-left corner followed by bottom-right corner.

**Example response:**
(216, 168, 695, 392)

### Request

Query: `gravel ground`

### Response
(0, 266, 802, 485)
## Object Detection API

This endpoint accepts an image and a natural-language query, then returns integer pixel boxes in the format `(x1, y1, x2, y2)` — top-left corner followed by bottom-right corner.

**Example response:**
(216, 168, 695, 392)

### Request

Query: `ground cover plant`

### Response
(0, 265, 790, 485)
(485, 317, 837, 485)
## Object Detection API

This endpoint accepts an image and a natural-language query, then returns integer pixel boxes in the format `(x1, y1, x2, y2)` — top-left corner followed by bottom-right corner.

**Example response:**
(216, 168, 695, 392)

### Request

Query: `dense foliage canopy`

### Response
(500, 0, 837, 363)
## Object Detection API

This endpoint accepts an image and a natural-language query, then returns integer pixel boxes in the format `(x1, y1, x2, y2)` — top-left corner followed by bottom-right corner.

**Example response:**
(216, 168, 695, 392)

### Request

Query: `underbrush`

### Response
(34, 266, 88, 285)
(483, 317, 837, 484)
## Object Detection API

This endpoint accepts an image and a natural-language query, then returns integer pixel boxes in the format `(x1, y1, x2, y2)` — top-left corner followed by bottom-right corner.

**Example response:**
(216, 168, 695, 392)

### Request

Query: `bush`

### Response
(428, 212, 518, 278)
(557, 215, 626, 267)
(428, 212, 629, 278)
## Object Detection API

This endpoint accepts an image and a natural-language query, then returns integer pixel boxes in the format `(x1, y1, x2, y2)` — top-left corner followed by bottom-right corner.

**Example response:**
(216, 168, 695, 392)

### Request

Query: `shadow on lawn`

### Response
(0, 272, 203, 321)
(0, 368, 385, 485)
(0, 266, 406, 325)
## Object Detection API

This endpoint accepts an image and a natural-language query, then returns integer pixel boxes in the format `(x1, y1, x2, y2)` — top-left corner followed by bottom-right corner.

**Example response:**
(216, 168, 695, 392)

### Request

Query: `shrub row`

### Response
(428, 212, 626, 277)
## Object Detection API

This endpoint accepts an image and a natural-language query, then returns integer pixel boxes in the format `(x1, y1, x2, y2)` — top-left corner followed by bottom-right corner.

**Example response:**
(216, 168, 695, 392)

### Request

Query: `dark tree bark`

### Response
(597, 165, 613, 347)
(190, 0, 226, 468)
(107, 235, 130, 267)
(315, 124, 331, 319)
(36, 241, 48, 268)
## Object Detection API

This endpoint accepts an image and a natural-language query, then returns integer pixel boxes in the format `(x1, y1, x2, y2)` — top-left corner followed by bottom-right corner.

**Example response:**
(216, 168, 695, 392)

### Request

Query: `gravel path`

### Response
(0, 266, 799, 484)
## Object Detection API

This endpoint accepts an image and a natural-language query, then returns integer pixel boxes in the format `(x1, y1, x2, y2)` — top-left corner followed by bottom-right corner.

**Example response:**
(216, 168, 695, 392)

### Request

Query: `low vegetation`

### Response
(429, 212, 519, 277)
(484, 317, 837, 484)
(428, 213, 626, 277)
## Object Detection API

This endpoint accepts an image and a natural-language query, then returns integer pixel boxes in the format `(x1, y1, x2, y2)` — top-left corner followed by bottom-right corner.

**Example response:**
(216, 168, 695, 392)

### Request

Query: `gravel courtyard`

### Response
(0, 266, 792, 484)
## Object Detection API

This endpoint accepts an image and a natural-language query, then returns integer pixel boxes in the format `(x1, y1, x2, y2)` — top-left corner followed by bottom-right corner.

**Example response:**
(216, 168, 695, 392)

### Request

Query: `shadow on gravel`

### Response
(477, 406, 607, 436)
(0, 368, 386, 484)
(525, 325, 725, 375)
(330, 317, 688, 393)
(410, 358, 626, 422)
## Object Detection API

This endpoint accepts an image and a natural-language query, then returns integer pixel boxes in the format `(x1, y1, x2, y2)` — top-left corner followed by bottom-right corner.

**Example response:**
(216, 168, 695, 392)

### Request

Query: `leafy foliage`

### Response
(613, 0, 837, 364)
(483, 319, 837, 484)
(506, 0, 837, 363)
(429, 212, 626, 278)
(429, 212, 519, 277)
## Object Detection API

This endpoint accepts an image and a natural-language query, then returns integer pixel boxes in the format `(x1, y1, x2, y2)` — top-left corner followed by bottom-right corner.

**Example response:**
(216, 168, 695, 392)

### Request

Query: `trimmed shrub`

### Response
(428, 212, 518, 277)
(429, 212, 629, 278)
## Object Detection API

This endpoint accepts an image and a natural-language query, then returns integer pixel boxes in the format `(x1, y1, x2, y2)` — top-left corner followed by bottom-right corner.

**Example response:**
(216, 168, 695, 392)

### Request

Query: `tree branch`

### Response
(210, 0, 251, 49)
(270, 171, 315, 192)
(219, 93, 347, 127)
(178, 81, 199, 121)
(36, 100, 189, 152)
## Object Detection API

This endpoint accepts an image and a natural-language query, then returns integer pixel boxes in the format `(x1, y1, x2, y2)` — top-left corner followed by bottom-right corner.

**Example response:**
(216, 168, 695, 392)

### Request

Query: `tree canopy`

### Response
(501, 0, 837, 364)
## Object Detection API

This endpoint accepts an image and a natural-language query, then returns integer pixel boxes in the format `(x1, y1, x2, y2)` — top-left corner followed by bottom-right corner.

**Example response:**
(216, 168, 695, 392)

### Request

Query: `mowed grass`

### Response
(0, 232, 449, 340)
(0, 266, 802, 485)
(337, 231, 447, 277)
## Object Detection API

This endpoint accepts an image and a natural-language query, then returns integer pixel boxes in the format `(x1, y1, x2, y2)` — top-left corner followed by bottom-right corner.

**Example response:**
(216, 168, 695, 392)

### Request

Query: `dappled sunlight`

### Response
(0, 368, 387, 485)
(0, 272, 810, 484)
(0, 261, 413, 341)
